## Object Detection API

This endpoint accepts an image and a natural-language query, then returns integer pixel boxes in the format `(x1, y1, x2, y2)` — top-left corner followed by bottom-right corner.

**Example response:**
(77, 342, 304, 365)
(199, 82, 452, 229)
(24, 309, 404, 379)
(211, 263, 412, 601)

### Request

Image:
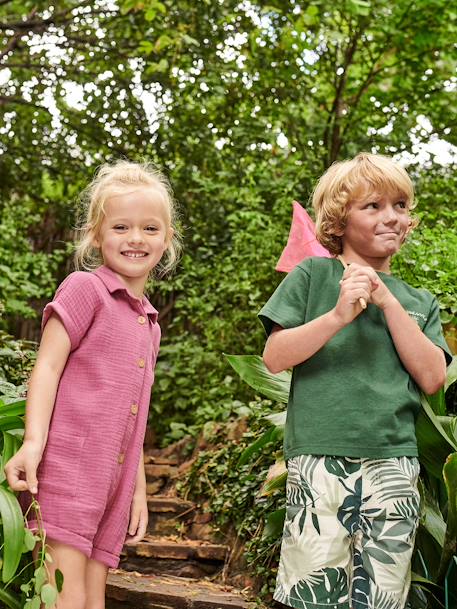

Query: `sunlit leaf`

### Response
(225, 355, 290, 403)
(238, 426, 282, 466)
(0, 487, 25, 583)
(262, 507, 286, 539)
(40, 583, 57, 608)
(55, 569, 64, 593)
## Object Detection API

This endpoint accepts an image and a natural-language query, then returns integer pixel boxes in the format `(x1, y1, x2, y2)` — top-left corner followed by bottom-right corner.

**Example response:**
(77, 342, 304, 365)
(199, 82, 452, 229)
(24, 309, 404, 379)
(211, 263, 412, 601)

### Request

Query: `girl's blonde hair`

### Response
(312, 152, 417, 255)
(74, 160, 182, 277)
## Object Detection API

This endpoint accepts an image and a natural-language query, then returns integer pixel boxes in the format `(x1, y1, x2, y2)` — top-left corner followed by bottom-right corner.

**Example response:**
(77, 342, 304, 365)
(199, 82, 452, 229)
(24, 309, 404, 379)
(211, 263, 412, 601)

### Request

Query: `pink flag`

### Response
(275, 201, 331, 272)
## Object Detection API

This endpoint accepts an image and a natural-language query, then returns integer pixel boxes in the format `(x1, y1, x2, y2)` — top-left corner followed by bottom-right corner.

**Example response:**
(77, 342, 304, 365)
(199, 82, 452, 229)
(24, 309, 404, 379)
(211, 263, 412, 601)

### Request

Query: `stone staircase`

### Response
(106, 450, 256, 609)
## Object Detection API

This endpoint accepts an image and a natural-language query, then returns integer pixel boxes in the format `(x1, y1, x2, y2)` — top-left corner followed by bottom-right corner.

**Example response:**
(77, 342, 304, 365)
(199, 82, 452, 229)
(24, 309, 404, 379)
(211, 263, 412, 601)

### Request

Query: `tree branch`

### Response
(0, 7, 38, 63)
(323, 26, 362, 165)
(0, 1, 97, 31)
(0, 95, 44, 109)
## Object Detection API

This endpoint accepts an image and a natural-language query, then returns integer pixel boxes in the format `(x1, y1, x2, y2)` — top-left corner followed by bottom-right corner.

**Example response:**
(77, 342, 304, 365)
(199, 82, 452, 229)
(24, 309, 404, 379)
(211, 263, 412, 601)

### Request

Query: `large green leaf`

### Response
(0, 486, 25, 583)
(262, 507, 286, 539)
(410, 572, 445, 609)
(419, 480, 446, 547)
(423, 358, 457, 416)
(264, 410, 287, 427)
(225, 354, 291, 403)
(444, 357, 457, 392)
(0, 432, 22, 485)
(0, 586, 21, 609)
(238, 425, 283, 466)
(437, 416, 457, 446)
(0, 417, 25, 433)
(425, 388, 447, 416)
(261, 469, 288, 496)
(0, 400, 26, 418)
(411, 572, 442, 589)
(431, 453, 457, 585)
(417, 396, 457, 480)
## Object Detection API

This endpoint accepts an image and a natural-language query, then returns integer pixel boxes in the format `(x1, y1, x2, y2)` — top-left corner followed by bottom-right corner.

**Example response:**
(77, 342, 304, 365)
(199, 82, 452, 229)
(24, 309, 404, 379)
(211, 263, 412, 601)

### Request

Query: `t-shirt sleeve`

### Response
(423, 296, 453, 366)
(42, 272, 101, 351)
(258, 262, 311, 336)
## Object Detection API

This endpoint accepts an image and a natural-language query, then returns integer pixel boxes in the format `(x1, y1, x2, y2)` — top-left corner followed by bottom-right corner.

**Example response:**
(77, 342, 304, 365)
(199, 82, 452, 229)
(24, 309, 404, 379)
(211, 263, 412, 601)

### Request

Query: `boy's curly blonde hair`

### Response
(74, 160, 182, 278)
(312, 152, 417, 255)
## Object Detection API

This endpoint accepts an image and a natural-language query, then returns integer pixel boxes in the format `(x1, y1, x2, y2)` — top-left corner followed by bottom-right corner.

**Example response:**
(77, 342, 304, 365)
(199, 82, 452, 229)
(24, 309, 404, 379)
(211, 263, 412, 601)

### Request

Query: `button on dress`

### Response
(25, 265, 161, 568)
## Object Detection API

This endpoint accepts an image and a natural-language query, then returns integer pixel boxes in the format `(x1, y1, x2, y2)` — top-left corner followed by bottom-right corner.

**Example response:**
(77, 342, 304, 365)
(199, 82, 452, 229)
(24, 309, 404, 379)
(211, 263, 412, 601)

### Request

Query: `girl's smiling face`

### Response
(340, 187, 411, 271)
(93, 187, 172, 296)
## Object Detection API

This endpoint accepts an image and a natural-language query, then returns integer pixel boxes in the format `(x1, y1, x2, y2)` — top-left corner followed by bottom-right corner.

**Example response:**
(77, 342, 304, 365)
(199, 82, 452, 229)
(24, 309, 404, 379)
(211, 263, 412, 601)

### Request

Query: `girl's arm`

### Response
(127, 451, 148, 543)
(4, 315, 71, 494)
(263, 269, 372, 373)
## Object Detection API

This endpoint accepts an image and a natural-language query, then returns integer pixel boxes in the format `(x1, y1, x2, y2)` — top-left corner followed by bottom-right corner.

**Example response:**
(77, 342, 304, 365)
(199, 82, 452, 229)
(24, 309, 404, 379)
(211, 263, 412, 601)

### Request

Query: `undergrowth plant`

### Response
(0, 367, 62, 607)
(180, 396, 284, 599)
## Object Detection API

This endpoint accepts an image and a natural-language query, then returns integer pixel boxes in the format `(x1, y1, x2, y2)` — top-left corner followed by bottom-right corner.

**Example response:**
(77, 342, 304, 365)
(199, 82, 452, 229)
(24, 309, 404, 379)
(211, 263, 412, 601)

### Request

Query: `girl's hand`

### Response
(4, 440, 43, 494)
(126, 488, 148, 544)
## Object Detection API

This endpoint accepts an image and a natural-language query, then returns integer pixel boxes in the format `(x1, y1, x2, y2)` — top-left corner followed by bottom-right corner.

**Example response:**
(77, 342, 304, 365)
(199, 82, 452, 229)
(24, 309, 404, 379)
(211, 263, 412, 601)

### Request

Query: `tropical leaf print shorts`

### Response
(274, 455, 420, 609)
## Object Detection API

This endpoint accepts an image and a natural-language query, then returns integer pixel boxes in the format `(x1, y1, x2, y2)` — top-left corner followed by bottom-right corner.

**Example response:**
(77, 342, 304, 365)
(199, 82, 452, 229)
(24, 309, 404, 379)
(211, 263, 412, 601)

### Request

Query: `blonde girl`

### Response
(5, 160, 181, 609)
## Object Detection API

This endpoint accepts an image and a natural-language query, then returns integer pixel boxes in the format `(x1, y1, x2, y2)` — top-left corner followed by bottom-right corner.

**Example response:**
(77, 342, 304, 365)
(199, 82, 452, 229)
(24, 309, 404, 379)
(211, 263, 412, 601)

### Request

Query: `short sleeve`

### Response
(42, 272, 101, 351)
(258, 262, 311, 336)
(422, 296, 453, 366)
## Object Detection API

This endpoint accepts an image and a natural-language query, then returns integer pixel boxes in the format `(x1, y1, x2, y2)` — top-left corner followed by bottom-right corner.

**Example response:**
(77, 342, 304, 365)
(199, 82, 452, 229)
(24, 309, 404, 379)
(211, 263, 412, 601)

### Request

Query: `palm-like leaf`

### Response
(417, 395, 457, 480)
(0, 486, 25, 583)
(438, 452, 457, 582)
(225, 354, 291, 403)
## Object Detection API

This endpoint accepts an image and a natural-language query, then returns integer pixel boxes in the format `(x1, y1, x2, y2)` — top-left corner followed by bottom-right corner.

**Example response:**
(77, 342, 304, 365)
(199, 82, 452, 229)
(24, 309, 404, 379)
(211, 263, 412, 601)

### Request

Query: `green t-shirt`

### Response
(259, 257, 452, 459)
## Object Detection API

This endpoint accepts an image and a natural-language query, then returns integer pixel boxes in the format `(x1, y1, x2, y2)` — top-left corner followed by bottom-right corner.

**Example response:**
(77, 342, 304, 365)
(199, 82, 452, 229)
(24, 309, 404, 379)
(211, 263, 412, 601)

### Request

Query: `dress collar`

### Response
(94, 265, 158, 322)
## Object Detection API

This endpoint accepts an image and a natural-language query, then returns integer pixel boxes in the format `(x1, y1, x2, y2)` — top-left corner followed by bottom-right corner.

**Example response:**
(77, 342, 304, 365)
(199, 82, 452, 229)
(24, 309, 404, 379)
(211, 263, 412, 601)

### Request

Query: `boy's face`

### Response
(339, 188, 411, 270)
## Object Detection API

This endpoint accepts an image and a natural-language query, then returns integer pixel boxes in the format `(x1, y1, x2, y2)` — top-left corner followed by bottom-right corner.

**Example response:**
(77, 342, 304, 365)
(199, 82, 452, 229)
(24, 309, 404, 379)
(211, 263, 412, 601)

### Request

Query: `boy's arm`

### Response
(378, 297, 446, 394)
(4, 314, 71, 493)
(344, 264, 447, 394)
(263, 270, 372, 373)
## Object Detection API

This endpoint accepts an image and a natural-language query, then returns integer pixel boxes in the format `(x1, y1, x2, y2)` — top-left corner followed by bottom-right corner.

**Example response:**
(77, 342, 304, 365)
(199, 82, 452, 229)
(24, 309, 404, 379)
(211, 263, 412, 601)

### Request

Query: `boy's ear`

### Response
(332, 224, 345, 238)
(402, 218, 414, 243)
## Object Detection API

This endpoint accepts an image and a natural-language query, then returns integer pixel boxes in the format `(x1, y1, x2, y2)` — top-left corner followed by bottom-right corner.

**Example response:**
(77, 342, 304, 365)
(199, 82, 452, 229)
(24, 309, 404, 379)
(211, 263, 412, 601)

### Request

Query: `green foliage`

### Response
(181, 398, 284, 598)
(0, 394, 62, 607)
(0, 332, 36, 392)
(0, 199, 67, 326)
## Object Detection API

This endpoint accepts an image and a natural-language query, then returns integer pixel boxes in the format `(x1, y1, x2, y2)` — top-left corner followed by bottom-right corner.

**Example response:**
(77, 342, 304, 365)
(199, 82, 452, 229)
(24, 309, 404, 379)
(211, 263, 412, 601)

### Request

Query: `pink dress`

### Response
(26, 265, 161, 568)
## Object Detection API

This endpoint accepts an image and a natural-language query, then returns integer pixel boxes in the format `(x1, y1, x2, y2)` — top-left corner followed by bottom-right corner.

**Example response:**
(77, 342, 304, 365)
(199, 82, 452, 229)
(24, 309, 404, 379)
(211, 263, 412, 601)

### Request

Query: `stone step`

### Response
(146, 463, 179, 481)
(145, 463, 180, 495)
(148, 496, 197, 536)
(106, 570, 255, 609)
(126, 536, 228, 561)
(146, 496, 219, 542)
(120, 535, 228, 578)
(144, 454, 179, 466)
